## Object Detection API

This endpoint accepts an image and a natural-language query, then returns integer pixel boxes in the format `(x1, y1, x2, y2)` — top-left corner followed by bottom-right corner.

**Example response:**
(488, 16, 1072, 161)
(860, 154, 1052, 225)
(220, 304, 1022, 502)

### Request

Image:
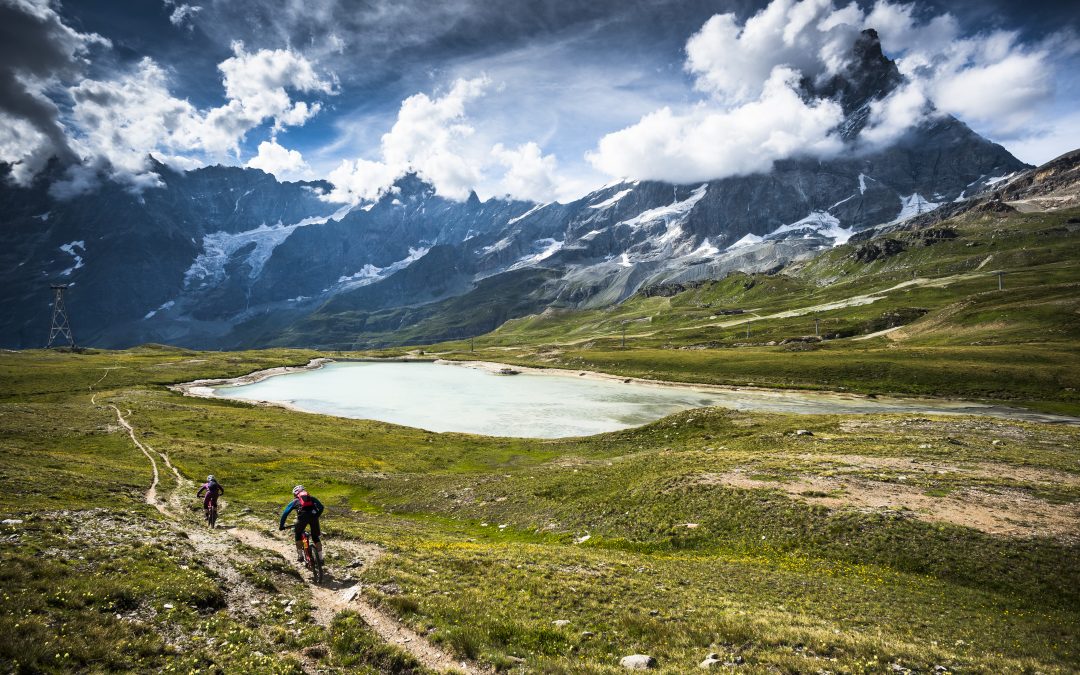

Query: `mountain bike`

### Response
(300, 531, 323, 584)
(204, 500, 217, 529)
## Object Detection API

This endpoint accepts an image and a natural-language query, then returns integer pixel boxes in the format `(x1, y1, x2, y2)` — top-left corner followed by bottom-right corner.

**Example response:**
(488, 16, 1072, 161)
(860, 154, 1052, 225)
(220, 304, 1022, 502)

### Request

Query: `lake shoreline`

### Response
(169, 356, 1080, 429)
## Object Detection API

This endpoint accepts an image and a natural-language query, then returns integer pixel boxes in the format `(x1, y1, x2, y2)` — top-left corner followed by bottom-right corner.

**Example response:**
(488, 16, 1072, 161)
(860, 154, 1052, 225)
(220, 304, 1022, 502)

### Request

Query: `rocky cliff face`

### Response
(0, 31, 1031, 349)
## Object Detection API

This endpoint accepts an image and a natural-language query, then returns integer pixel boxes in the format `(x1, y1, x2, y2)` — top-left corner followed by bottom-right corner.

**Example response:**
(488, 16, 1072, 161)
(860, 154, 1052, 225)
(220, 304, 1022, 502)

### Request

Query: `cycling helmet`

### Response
(292, 485, 305, 495)
(207, 475, 215, 482)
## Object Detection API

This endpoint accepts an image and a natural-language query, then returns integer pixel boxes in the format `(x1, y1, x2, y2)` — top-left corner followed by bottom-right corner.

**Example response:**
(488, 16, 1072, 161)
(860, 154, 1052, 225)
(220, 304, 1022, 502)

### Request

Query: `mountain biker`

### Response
(279, 485, 324, 563)
(197, 475, 224, 516)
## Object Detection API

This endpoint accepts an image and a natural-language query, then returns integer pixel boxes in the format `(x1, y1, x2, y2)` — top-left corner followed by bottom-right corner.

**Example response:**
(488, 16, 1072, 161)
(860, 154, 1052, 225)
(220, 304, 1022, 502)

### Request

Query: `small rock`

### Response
(552, 620, 570, 627)
(699, 653, 723, 669)
(581, 631, 595, 639)
(284, 606, 293, 614)
(648, 609, 660, 616)
(992, 439, 1004, 446)
(163, 603, 174, 610)
(574, 534, 591, 544)
(340, 586, 360, 603)
(620, 654, 657, 670)
(795, 429, 813, 436)
(1, 519, 23, 526)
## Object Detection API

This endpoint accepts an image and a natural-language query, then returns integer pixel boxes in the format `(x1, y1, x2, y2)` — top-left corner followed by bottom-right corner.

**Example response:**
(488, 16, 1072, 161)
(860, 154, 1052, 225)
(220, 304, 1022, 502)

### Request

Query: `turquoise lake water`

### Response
(210, 361, 1070, 438)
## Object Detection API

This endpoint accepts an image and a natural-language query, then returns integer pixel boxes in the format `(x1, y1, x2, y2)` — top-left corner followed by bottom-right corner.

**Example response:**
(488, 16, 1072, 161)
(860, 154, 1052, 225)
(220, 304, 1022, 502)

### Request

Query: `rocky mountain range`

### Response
(0, 30, 1030, 349)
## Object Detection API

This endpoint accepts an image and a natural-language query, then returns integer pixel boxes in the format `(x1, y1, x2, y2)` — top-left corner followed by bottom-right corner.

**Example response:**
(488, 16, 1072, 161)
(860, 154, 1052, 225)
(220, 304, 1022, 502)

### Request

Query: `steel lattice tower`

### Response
(47, 284, 76, 349)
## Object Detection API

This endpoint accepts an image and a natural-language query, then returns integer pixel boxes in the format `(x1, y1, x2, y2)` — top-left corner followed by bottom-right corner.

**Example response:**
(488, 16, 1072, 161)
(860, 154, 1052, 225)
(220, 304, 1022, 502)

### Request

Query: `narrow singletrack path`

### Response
(108, 403, 164, 514)
(100, 393, 479, 674)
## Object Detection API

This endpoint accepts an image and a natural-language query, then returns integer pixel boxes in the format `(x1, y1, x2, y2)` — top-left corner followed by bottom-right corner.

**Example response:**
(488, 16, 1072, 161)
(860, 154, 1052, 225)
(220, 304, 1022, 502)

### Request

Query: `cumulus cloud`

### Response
(245, 139, 312, 181)
(0, 0, 336, 196)
(67, 58, 200, 190)
(327, 77, 570, 203)
(0, 0, 109, 184)
(589, 67, 844, 183)
(490, 142, 560, 202)
(329, 77, 514, 202)
(163, 0, 201, 30)
(590, 0, 1073, 183)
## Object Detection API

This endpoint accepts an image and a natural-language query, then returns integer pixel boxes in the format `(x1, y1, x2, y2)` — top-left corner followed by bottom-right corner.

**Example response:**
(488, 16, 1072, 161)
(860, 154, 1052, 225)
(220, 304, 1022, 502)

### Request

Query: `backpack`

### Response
(296, 490, 316, 511)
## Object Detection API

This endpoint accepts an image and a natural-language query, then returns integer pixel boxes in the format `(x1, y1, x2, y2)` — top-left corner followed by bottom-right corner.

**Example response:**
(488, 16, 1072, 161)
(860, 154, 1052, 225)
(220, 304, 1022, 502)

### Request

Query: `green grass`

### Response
(418, 207, 1080, 414)
(2, 207, 1080, 672)
(4, 346, 1079, 672)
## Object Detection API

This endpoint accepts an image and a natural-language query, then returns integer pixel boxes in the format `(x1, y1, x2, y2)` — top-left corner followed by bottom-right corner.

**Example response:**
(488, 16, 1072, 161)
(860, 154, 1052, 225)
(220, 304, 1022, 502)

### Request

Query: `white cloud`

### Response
(67, 58, 200, 189)
(589, 0, 1075, 184)
(859, 82, 931, 148)
(684, 0, 863, 103)
(165, 2, 201, 29)
(588, 67, 844, 184)
(325, 77, 490, 202)
(0, 0, 109, 185)
(245, 139, 312, 181)
(327, 76, 579, 203)
(56, 42, 335, 194)
(491, 142, 559, 202)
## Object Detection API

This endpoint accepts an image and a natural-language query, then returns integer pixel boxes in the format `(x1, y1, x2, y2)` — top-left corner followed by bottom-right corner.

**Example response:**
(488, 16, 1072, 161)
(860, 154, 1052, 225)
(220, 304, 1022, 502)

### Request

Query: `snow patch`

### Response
(616, 252, 633, 268)
(692, 238, 719, 257)
(337, 247, 430, 289)
(507, 202, 550, 225)
(828, 193, 857, 210)
(618, 184, 707, 229)
(35, 212, 50, 221)
(726, 233, 764, 251)
(891, 194, 941, 223)
(184, 205, 351, 289)
(58, 240, 85, 276)
(858, 173, 872, 195)
(143, 300, 175, 320)
(509, 239, 563, 269)
(768, 211, 853, 246)
(588, 189, 633, 210)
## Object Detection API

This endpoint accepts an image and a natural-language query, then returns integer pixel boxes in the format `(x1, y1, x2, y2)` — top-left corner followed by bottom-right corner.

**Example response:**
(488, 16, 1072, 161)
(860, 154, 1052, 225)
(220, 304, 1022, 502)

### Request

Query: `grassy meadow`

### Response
(1, 346, 1078, 673)
(2, 206, 1079, 672)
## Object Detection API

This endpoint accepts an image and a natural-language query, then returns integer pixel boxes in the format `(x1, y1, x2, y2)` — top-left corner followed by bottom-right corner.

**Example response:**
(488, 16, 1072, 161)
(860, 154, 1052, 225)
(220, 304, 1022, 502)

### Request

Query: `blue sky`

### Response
(2, 0, 1078, 201)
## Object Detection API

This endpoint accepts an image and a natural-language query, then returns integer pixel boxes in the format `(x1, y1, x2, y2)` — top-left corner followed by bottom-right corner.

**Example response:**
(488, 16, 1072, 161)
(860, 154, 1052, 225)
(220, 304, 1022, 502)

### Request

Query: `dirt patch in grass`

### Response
(693, 470, 1080, 540)
(801, 453, 1080, 487)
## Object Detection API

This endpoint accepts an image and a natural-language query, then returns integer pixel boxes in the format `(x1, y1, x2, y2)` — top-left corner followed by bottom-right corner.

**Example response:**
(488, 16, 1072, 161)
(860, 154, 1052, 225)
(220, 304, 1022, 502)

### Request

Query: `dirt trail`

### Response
(101, 396, 478, 674)
(229, 527, 476, 673)
(108, 404, 164, 514)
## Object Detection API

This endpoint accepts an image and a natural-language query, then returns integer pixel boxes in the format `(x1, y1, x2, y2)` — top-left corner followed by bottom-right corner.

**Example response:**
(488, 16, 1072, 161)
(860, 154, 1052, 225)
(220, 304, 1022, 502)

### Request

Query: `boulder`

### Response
(620, 654, 657, 670)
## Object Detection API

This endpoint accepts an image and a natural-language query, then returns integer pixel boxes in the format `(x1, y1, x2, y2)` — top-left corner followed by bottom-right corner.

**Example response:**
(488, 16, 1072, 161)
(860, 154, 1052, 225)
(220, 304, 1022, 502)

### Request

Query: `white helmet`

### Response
(207, 475, 215, 482)
(292, 485, 305, 496)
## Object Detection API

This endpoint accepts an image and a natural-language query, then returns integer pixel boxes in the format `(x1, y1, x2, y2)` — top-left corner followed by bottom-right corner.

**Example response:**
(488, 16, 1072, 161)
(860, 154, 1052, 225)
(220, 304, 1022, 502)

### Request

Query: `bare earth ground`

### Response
(691, 454, 1080, 540)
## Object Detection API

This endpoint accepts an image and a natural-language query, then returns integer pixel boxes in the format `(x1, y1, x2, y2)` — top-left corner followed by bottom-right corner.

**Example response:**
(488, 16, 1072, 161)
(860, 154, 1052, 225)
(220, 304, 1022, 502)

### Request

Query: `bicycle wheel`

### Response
(208, 505, 217, 529)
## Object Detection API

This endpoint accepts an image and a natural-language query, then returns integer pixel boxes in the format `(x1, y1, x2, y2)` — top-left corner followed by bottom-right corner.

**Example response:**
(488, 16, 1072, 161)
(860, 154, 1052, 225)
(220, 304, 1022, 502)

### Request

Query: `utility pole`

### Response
(997, 271, 1005, 291)
(470, 336, 474, 352)
(745, 322, 750, 340)
(47, 284, 76, 349)
(814, 316, 820, 337)
(621, 321, 627, 349)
